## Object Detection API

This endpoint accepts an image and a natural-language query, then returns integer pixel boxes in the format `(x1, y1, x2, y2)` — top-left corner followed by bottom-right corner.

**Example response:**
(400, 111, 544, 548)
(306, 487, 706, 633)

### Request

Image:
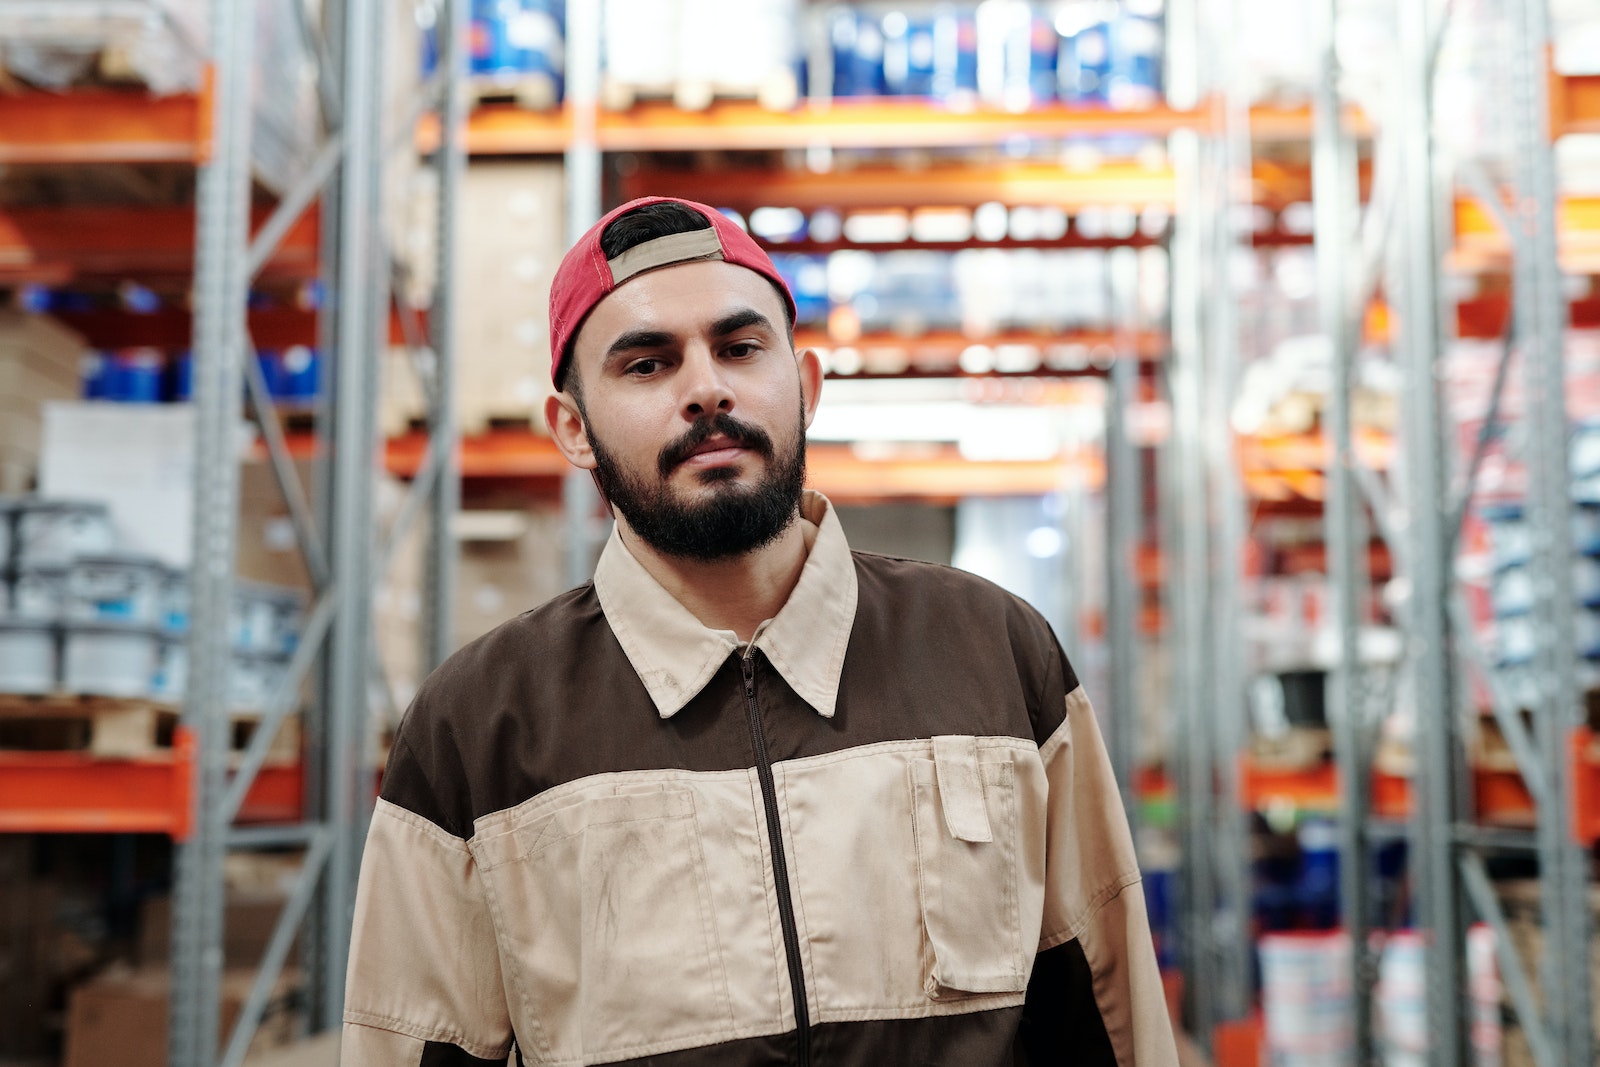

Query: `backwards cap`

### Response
(548, 196, 798, 388)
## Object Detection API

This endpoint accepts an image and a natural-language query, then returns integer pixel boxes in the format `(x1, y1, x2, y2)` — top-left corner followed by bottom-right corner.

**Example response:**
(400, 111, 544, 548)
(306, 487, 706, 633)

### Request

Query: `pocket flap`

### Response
(932, 735, 992, 843)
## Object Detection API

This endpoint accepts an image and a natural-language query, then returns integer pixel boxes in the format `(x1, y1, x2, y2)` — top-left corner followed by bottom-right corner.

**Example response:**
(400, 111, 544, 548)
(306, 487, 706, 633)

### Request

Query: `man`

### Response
(343, 196, 1177, 1067)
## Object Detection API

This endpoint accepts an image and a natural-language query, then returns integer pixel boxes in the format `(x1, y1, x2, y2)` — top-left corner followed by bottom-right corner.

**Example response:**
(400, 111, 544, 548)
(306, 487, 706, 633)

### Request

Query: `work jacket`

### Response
(343, 491, 1177, 1067)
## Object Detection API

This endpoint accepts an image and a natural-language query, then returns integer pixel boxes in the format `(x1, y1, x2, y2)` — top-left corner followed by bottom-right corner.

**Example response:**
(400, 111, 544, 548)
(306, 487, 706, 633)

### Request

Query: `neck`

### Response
(614, 511, 811, 643)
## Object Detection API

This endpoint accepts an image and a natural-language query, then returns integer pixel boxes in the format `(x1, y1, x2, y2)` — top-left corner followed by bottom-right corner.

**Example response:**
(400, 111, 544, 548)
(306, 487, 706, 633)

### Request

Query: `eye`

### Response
(725, 341, 761, 359)
(624, 357, 664, 377)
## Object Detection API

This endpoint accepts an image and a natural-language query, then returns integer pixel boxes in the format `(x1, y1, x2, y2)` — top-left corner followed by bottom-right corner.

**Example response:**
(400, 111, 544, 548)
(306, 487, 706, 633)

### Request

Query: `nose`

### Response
(678, 344, 734, 419)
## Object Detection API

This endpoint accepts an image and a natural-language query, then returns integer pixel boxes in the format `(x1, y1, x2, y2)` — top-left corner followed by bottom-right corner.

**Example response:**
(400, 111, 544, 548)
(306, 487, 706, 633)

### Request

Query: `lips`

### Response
(658, 414, 775, 477)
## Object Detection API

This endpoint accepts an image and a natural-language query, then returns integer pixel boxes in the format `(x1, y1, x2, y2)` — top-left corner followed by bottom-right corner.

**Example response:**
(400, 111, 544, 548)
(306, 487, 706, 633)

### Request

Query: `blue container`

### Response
(1295, 819, 1341, 930)
(1107, 12, 1163, 108)
(111, 350, 165, 403)
(470, 0, 565, 103)
(1060, 17, 1113, 104)
(16, 286, 94, 315)
(255, 349, 285, 399)
(772, 255, 829, 328)
(168, 351, 194, 402)
(276, 346, 321, 405)
(929, 9, 979, 104)
(117, 281, 161, 314)
(831, 10, 886, 97)
(883, 13, 938, 97)
(80, 351, 114, 399)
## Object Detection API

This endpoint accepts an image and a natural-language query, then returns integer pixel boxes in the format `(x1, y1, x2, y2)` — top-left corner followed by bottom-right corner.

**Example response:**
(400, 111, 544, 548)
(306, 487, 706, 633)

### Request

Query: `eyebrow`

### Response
(602, 308, 778, 364)
(605, 329, 676, 360)
(710, 307, 778, 337)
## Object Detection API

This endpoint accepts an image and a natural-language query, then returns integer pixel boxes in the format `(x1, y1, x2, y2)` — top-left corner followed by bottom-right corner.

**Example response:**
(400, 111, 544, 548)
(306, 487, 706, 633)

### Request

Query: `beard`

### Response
(588, 409, 807, 562)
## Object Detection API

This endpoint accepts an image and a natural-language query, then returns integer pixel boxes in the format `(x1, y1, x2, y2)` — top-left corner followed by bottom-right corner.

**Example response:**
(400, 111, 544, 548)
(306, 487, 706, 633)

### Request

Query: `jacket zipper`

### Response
(742, 651, 812, 1066)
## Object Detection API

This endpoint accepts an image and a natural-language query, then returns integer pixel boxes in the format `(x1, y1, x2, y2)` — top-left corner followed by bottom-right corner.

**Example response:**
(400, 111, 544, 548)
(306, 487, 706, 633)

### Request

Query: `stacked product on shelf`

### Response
(817, 0, 1163, 109)
(437, 0, 1166, 112)
(0, 496, 304, 708)
(423, 0, 566, 109)
(1258, 926, 1501, 1067)
(0, 0, 318, 194)
(603, 0, 801, 110)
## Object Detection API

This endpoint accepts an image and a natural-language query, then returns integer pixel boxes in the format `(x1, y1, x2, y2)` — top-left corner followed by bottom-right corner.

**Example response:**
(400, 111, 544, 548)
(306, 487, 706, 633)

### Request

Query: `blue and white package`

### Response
(470, 0, 565, 106)
(1058, 13, 1112, 104)
(882, 12, 938, 97)
(830, 10, 886, 96)
(929, 9, 979, 105)
(1107, 10, 1163, 108)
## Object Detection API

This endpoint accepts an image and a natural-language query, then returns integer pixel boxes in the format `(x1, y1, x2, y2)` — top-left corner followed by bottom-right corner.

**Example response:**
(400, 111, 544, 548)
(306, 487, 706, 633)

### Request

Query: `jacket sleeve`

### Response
(342, 737, 515, 1065)
(1018, 677, 1179, 1067)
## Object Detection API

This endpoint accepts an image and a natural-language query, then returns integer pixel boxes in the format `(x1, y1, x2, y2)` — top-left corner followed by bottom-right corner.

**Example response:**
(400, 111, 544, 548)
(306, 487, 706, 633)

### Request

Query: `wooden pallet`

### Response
(468, 73, 560, 112)
(0, 693, 300, 764)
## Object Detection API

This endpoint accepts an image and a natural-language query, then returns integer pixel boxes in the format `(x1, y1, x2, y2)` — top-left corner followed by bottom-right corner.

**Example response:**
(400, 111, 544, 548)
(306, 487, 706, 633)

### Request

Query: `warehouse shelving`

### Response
(0, 733, 303, 836)
(1286, 0, 1599, 1063)
(386, 430, 1101, 502)
(418, 96, 1372, 155)
(0, 205, 320, 282)
(0, 2, 469, 1064)
(0, 87, 210, 165)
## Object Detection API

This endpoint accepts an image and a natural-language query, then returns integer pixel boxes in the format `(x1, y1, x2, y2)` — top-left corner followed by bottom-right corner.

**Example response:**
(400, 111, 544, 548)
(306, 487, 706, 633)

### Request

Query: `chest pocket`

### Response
(908, 736, 1029, 997)
(473, 785, 732, 1063)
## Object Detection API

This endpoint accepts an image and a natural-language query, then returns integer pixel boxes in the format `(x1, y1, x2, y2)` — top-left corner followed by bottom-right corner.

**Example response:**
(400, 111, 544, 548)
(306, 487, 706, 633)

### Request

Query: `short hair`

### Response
(562, 202, 796, 406)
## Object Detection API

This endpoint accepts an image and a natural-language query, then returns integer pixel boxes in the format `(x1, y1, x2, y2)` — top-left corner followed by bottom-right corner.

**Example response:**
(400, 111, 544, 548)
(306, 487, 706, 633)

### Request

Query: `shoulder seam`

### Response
(373, 796, 472, 852)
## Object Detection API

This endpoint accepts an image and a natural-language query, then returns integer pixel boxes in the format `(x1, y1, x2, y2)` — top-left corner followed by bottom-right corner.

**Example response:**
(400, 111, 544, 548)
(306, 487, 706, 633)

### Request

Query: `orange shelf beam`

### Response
(0, 89, 208, 165)
(385, 431, 1101, 499)
(1575, 726, 1599, 846)
(625, 161, 1180, 212)
(0, 205, 319, 283)
(1552, 71, 1600, 137)
(1454, 194, 1600, 274)
(1239, 757, 1412, 820)
(420, 97, 1370, 156)
(0, 727, 307, 838)
(797, 327, 1167, 365)
(1239, 747, 1600, 834)
(0, 748, 195, 837)
(622, 158, 1339, 214)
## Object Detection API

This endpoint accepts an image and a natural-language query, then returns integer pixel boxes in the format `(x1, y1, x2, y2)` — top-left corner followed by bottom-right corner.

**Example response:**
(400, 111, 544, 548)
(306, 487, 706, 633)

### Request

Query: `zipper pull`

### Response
(741, 654, 755, 696)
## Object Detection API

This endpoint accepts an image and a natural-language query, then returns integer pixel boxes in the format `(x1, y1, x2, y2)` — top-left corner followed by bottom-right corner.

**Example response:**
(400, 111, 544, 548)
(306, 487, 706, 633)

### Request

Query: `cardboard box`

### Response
(0, 311, 84, 492)
(374, 493, 568, 706)
(62, 965, 298, 1067)
(383, 161, 566, 437)
(39, 401, 205, 567)
(0, 845, 58, 1058)
(137, 892, 293, 971)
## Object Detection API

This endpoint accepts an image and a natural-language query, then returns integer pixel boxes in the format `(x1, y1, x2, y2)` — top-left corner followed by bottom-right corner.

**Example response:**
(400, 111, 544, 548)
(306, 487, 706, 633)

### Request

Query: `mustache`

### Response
(657, 413, 775, 477)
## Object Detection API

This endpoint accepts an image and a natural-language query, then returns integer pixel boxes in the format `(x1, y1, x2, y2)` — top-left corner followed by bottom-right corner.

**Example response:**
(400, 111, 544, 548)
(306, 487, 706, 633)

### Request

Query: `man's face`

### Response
(550, 260, 822, 561)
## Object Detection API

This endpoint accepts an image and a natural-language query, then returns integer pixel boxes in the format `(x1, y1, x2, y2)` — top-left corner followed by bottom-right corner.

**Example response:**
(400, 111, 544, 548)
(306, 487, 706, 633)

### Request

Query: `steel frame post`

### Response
(1106, 267, 1141, 824)
(319, 0, 386, 1029)
(1311, 0, 1375, 1059)
(169, 1, 254, 1063)
(1164, 0, 1220, 1039)
(423, 0, 467, 672)
(562, 0, 604, 589)
(1167, 120, 1218, 1042)
(1395, 1, 1466, 1063)
(1507, 1, 1594, 1064)
(1204, 17, 1254, 1021)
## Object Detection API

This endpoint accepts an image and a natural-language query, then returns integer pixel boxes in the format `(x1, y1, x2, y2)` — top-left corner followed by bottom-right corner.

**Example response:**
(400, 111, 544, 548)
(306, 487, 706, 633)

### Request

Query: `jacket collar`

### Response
(592, 490, 858, 720)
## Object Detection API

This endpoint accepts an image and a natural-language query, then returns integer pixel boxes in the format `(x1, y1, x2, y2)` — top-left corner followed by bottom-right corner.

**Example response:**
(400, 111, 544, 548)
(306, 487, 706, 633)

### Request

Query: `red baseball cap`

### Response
(548, 196, 797, 388)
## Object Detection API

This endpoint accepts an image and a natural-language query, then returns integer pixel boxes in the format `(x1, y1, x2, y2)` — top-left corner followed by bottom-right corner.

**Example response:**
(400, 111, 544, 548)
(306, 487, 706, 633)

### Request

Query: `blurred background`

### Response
(0, 1, 1597, 1064)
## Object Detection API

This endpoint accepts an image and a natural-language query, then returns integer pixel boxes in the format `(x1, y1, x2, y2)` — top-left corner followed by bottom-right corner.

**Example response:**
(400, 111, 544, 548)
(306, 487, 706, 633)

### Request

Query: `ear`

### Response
(797, 346, 824, 431)
(545, 392, 597, 470)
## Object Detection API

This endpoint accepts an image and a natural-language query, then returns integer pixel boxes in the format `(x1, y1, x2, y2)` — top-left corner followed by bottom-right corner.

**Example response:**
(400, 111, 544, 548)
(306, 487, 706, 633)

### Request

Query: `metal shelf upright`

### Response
(1161, 0, 1254, 1052)
(1310, 0, 1596, 1063)
(169, 0, 466, 1063)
